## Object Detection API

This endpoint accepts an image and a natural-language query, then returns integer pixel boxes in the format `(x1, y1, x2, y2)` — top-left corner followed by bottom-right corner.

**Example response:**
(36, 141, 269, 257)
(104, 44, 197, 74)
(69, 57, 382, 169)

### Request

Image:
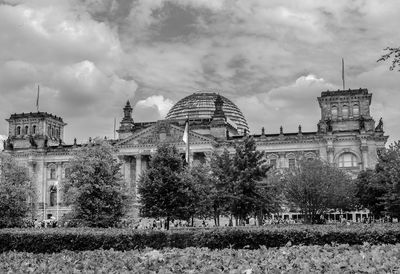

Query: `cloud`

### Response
(0, 0, 400, 145)
(236, 74, 338, 134)
(133, 95, 174, 121)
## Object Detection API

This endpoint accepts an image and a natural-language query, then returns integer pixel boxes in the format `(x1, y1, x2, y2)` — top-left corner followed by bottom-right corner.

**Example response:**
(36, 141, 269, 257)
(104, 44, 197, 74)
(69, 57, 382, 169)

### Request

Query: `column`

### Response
(361, 145, 369, 170)
(327, 147, 334, 164)
(278, 152, 285, 169)
(123, 156, 132, 189)
(135, 155, 142, 201)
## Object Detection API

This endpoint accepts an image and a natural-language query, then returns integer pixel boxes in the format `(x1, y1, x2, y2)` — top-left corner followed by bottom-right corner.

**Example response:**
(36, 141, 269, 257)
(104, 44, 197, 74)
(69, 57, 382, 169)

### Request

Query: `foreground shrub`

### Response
(1, 224, 400, 253)
(1, 244, 400, 273)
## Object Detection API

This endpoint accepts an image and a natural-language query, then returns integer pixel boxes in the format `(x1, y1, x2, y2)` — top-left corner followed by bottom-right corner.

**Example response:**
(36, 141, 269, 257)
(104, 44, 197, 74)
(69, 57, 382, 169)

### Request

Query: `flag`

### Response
(183, 119, 189, 163)
(182, 120, 188, 144)
(36, 85, 40, 112)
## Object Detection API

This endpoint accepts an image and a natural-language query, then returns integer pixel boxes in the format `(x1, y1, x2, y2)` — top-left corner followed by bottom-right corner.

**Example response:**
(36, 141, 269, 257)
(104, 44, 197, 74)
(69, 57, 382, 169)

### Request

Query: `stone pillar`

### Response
(361, 145, 369, 170)
(327, 147, 334, 164)
(135, 155, 142, 201)
(123, 156, 132, 189)
(278, 152, 285, 169)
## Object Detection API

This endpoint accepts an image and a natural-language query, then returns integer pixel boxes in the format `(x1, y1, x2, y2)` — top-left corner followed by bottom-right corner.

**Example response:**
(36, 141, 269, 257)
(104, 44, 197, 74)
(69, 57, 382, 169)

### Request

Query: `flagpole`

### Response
(187, 113, 190, 168)
(36, 85, 40, 112)
(342, 58, 345, 90)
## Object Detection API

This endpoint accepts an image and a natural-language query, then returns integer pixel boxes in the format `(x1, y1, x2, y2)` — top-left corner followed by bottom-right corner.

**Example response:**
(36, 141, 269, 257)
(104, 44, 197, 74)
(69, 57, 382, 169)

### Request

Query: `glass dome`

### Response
(166, 92, 249, 134)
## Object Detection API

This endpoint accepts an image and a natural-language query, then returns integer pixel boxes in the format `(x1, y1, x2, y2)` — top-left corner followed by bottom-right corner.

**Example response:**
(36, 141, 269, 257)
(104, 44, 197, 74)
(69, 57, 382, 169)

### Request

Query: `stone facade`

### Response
(2, 89, 388, 220)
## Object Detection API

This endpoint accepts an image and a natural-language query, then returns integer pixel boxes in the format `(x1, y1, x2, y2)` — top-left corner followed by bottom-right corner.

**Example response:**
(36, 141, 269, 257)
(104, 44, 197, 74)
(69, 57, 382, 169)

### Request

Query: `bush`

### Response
(0, 224, 400, 253)
(1, 244, 400, 273)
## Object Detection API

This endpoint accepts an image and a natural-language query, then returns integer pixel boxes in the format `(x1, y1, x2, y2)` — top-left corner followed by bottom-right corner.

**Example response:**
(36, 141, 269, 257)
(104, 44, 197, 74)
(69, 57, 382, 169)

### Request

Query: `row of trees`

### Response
(138, 137, 358, 226)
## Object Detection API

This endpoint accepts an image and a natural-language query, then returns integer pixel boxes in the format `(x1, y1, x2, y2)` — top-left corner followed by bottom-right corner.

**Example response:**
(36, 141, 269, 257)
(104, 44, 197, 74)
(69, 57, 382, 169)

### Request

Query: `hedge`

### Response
(1, 224, 400, 253)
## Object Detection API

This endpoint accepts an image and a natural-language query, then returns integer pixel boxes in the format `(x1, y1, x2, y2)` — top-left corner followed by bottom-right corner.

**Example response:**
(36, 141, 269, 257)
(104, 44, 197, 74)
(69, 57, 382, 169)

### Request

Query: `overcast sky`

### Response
(0, 0, 399, 145)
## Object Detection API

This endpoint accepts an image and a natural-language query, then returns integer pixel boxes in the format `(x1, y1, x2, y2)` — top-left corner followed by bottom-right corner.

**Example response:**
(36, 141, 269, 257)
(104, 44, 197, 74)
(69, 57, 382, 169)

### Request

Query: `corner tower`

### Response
(317, 88, 375, 133)
(5, 112, 66, 149)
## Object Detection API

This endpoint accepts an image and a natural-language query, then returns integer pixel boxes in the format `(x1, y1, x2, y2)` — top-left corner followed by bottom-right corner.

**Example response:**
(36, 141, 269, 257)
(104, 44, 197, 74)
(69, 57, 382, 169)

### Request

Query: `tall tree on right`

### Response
(373, 142, 400, 218)
(283, 159, 355, 224)
(378, 47, 400, 71)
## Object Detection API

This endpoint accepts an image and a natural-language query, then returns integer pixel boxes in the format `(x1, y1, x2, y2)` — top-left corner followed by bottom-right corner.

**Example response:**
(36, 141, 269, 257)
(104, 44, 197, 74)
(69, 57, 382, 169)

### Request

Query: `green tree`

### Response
(63, 143, 130, 227)
(230, 136, 271, 225)
(355, 169, 386, 218)
(209, 149, 234, 226)
(0, 154, 36, 228)
(181, 164, 214, 226)
(138, 144, 191, 229)
(378, 46, 400, 71)
(374, 142, 400, 218)
(284, 159, 355, 224)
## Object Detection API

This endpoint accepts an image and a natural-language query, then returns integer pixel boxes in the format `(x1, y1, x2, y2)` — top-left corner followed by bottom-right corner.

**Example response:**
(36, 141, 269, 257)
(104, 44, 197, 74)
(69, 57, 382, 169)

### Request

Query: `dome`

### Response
(166, 92, 249, 134)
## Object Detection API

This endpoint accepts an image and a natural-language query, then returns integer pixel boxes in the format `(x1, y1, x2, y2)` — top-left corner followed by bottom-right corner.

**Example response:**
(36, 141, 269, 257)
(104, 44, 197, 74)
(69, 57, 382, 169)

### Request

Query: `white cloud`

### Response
(236, 74, 338, 134)
(134, 95, 174, 121)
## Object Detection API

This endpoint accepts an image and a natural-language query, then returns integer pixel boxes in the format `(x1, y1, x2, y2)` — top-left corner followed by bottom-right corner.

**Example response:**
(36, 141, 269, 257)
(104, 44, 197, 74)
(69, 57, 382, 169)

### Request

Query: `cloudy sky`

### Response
(0, 0, 399, 144)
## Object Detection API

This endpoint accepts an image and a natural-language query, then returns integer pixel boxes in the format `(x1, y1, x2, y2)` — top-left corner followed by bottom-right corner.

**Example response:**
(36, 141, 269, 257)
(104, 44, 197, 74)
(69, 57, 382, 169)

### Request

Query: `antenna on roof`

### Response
(36, 85, 40, 112)
(113, 117, 116, 139)
(342, 58, 345, 90)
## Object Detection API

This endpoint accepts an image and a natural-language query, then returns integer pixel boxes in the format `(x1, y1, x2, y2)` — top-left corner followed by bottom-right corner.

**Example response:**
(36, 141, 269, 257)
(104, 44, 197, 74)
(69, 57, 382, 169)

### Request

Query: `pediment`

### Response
(116, 121, 215, 147)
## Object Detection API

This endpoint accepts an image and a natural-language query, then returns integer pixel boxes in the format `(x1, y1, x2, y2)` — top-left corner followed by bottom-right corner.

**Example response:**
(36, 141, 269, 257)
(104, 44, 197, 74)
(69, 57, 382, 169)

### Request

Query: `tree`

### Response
(0, 154, 36, 228)
(378, 47, 400, 71)
(355, 169, 386, 218)
(230, 136, 272, 225)
(373, 142, 400, 218)
(138, 144, 191, 229)
(63, 143, 130, 227)
(181, 164, 214, 226)
(209, 149, 234, 226)
(284, 159, 355, 224)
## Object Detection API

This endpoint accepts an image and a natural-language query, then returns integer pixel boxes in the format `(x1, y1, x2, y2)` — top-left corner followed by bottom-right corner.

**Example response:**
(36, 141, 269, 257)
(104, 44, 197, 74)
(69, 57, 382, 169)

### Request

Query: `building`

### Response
(2, 88, 388, 220)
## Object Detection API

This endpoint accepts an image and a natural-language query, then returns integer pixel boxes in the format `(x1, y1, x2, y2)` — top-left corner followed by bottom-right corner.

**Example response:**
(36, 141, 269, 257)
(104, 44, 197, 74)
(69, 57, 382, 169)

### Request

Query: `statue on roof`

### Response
(29, 135, 37, 148)
(375, 117, 384, 132)
(359, 116, 366, 131)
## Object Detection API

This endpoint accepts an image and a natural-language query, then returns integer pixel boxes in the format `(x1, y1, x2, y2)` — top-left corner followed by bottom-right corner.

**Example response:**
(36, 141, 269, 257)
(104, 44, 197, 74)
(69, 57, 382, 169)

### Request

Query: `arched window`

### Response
(353, 105, 360, 117)
(342, 105, 349, 119)
(49, 186, 57, 207)
(55, 129, 59, 138)
(16, 126, 21, 135)
(32, 125, 36, 134)
(338, 153, 358, 168)
(269, 158, 277, 168)
(288, 158, 296, 169)
(24, 125, 29, 135)
(331, 106, 338, 119)
(49, 167, 56, 179)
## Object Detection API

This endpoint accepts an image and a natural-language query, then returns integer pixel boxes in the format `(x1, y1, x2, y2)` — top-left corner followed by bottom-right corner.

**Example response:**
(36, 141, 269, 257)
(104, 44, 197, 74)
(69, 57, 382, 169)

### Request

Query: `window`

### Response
(353, 105, 360, 117)
(32, 125, 36, 134)
(342, 105, 349, 119)
(16, 126, 21, 135)
(50, 168, 56, 179)
(48, 125, 51, 136)
(331, 106, 338, 119)
(288, 158, 296, 169)
(24, 125, 29, 135)
(55, 129, 59, 138)
(49, 186, 57, 207)
(269, 158, 277, 168)
(64, 167, 70, 179)
(338, 153, 358, 168)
